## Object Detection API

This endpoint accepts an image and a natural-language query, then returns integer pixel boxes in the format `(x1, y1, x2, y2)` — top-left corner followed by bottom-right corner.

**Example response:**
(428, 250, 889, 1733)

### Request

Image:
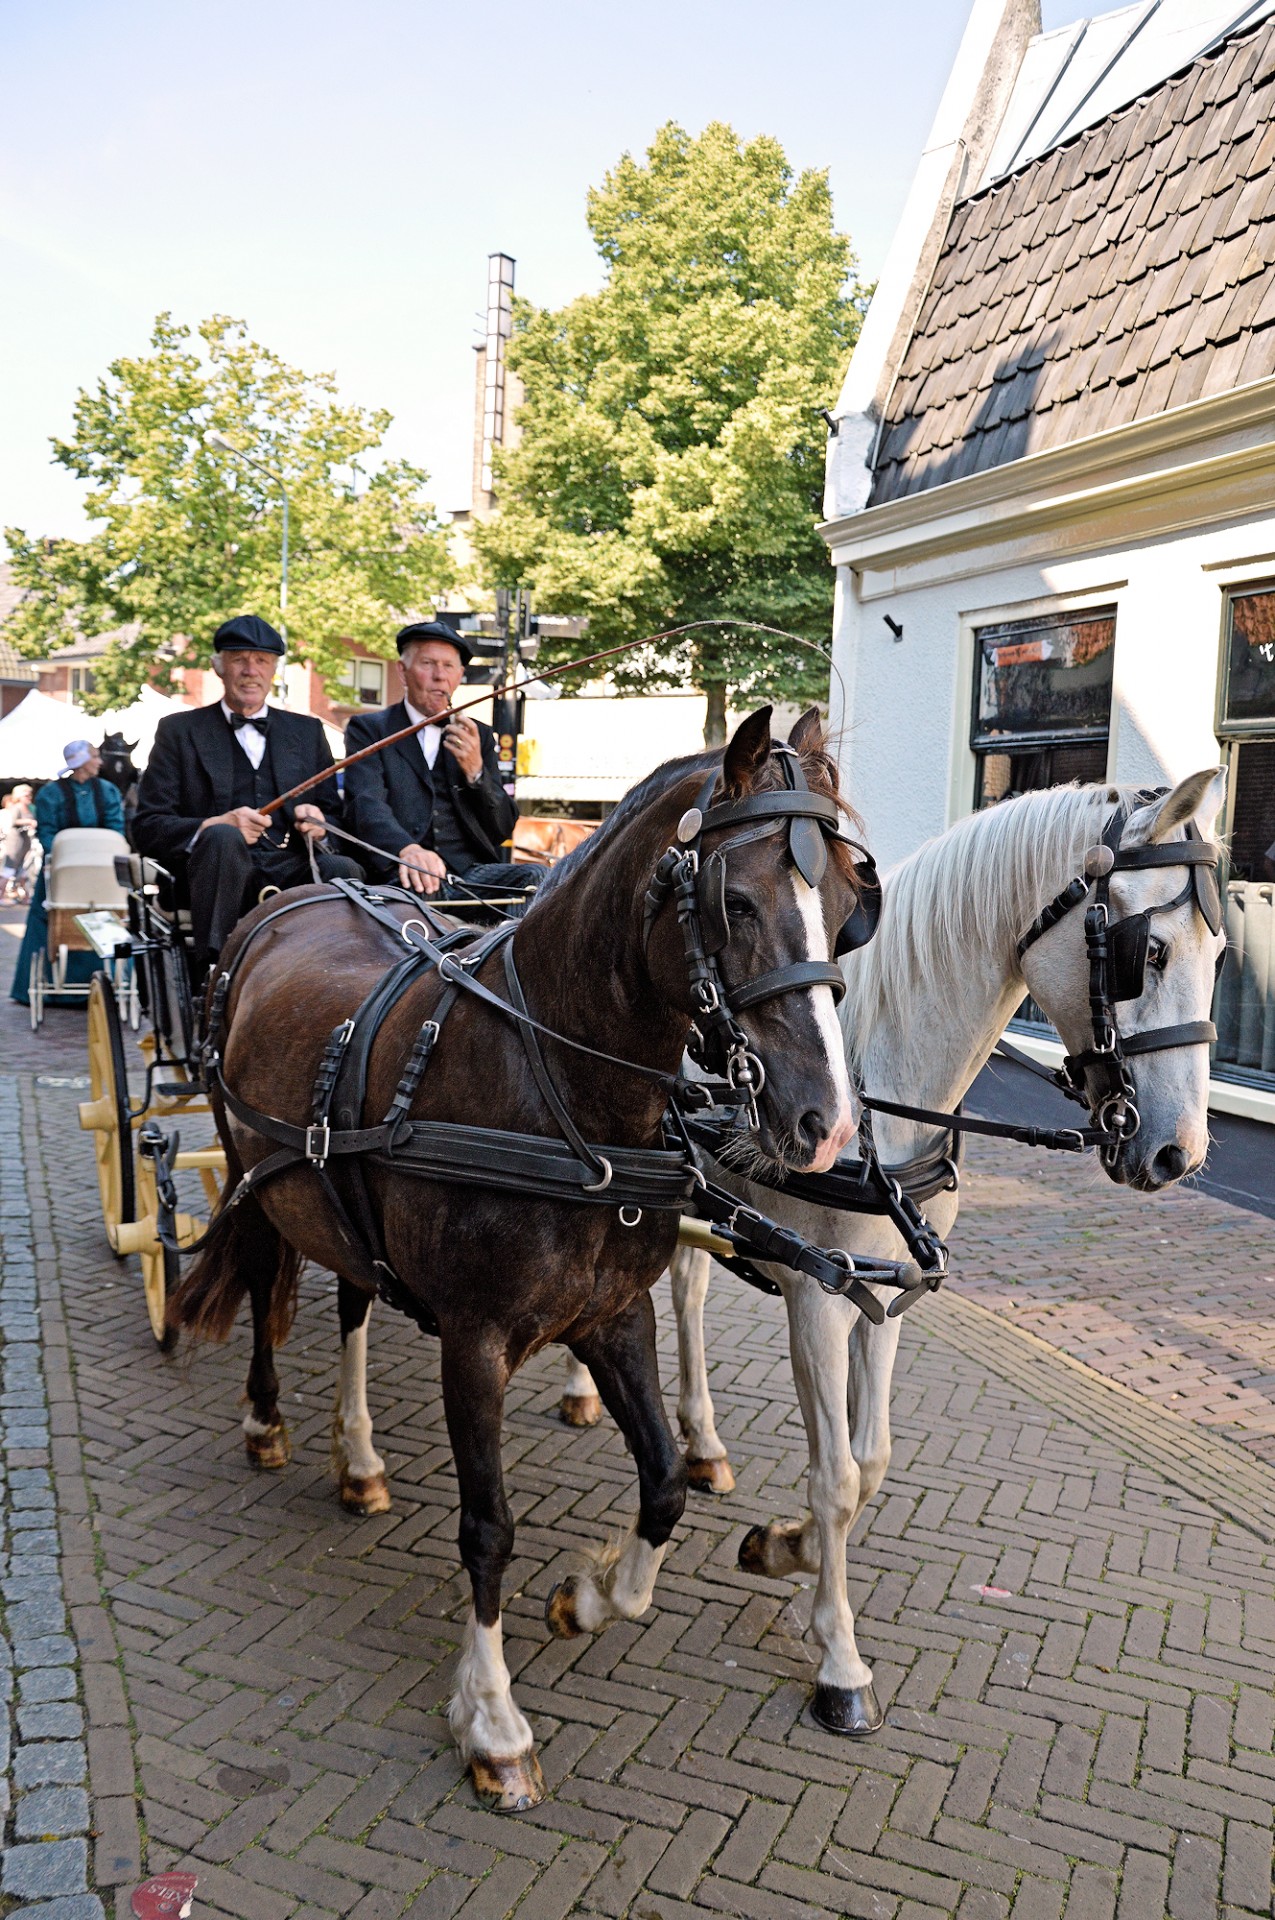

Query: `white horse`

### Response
(552, 768, 1228, 1732)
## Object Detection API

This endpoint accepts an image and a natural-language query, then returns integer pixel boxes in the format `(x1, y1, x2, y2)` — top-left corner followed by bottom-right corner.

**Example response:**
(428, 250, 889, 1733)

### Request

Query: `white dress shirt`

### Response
(404, 701, 443, 769)
(223, 700, 270, 769)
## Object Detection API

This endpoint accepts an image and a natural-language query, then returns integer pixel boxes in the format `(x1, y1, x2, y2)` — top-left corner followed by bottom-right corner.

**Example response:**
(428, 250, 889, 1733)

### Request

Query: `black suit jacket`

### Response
(343, 703, 516, 876)
(133, 703, 343, 866)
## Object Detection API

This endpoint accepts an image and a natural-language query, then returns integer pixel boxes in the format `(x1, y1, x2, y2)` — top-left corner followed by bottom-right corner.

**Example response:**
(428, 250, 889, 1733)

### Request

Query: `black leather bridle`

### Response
(642, 746, 880, 1126)
(1016, 794, 1224, 1164)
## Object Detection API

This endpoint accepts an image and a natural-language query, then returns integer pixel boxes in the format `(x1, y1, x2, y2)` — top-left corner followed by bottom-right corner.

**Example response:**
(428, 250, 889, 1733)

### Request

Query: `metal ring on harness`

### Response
(581, 1156, 613, 1193)
(619, 1206, 642, 1226)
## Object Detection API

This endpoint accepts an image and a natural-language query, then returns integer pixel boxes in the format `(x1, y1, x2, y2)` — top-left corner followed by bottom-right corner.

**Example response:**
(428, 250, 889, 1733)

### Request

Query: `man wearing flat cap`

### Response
(343, 621, 519, 895)
(133, 614, 361, 965)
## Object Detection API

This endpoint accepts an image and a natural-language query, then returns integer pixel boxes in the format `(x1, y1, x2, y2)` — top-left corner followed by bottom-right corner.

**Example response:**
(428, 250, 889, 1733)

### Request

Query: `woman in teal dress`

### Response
(9, 740, 125, 1006)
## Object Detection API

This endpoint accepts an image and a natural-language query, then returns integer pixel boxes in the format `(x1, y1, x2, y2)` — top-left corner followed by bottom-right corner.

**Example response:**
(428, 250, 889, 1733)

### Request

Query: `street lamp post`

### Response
(204, 431, 290, 643)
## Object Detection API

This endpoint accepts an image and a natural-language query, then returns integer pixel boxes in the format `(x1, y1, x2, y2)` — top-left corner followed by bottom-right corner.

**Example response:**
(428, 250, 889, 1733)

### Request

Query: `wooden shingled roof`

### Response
(869, 14, 1275, 505)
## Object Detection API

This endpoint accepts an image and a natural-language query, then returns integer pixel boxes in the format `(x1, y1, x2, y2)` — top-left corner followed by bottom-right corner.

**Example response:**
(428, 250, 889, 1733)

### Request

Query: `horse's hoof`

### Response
(737, 1524, 770, 1575)
(688, 1456, 736, 1495)
(470, 1750, 546, 1813)
(340, 1472, 391, 1515)
(245, 1425, 291, 1470)
(560, 1393, 603, 1429)
(810, 1682, 883, 1737)
(545, 1575, 584, 1640)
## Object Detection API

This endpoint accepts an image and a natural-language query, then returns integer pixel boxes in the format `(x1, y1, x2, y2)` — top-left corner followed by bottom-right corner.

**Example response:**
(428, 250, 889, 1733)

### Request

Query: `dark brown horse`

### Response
(169, 707, 863, 1809)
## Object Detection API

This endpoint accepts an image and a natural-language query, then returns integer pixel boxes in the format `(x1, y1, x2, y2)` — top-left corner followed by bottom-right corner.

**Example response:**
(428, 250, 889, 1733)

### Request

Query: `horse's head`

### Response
(646, 705, 867, 1175)
(1019, 768, 1227, 1191)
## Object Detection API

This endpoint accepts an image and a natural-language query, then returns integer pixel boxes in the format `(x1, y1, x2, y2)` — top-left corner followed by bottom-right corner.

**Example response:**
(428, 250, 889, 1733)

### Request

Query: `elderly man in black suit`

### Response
(133, 614, 361, 964)
(343, 621, 524, 898)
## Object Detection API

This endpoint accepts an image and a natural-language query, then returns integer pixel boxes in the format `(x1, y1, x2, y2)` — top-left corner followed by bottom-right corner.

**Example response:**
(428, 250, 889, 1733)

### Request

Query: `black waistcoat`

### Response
(426, 755, 475, 875)
(227, 726, 300, 881)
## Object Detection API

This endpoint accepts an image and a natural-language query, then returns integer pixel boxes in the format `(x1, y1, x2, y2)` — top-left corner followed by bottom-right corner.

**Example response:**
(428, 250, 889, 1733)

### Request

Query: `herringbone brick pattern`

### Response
(20, 1069, 1275, 1920)
(953, 1139, 1275, 1462)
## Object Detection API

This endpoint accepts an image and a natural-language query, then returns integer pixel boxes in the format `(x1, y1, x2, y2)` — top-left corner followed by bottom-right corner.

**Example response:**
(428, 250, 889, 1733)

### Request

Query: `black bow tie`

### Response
(229, 709, 269, 734)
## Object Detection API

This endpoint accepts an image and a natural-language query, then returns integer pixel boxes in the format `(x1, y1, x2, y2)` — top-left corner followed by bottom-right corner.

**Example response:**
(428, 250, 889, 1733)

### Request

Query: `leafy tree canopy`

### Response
(5, 314, 453, 712)
(473, 122, 863, 741)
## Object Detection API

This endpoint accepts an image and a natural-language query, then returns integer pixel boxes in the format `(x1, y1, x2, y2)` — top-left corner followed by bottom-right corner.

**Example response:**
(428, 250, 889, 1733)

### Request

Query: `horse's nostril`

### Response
(1151, 1143, 1190, 1185)
(797, 1111, 827, 1154)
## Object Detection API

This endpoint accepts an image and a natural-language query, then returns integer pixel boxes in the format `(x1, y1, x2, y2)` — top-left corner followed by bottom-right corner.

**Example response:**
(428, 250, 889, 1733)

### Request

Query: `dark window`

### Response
(972, 605, 1115, 808)
(1220, 587, 1275, 734)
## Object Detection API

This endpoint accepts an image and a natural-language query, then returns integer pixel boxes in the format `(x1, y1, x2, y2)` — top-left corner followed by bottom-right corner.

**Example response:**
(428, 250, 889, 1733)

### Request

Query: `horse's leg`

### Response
(738, 1284, 882, 1736)
(559, 1354, 603, 1428)
(545, 1292, 687, 1637)
(331, 1278, 391, 1516)
(671, 1245, 734, 1494)
(242, 1225, 292, 1469)
(442, 1338, 543, 1813)
(848, 1306, 900, 1526)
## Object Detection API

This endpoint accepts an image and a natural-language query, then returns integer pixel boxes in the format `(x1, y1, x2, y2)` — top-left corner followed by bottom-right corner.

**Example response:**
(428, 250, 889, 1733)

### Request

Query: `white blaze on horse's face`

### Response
(794, 872, 858, 1170)
(1021, 768, 1228, 1192)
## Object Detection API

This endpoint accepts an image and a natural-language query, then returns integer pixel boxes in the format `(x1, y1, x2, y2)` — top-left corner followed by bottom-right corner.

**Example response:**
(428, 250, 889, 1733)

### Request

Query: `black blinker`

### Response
(790, 814, 828, 888)
(835, 858, 882, 957)
(700, 850, 729, 955)
(1194, 863, 1222, 936)
(1109, 912, 1150, 1002)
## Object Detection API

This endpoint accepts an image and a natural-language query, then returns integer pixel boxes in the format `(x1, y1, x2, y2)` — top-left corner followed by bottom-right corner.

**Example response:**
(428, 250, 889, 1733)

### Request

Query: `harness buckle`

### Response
(305, 1123, 332, 1166)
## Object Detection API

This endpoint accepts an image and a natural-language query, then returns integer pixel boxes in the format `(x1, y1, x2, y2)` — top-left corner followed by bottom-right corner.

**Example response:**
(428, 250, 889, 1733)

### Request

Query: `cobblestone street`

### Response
(2, 986, 1274, 1920)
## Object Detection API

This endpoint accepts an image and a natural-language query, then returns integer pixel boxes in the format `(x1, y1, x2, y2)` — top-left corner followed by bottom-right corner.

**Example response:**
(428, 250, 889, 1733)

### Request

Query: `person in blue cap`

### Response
(132, 614, 361, 965)
(9, 738, 126, 1005)
(343, 620, 521, 896)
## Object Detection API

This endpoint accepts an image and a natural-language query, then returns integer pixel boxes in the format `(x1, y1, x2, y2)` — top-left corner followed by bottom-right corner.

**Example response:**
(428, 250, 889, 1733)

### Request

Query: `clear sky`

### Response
(2, 0, 1083, 540)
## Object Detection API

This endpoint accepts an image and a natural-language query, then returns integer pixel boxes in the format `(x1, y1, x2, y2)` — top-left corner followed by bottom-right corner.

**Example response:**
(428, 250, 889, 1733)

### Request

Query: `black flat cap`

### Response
(395, 619, 473, 666)
(213, 614, 286, 655)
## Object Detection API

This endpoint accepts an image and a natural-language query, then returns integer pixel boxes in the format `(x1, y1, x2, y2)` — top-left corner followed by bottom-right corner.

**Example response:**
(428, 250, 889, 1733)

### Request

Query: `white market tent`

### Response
(0, 684, 188, 781)
(0, 689, 94, 780)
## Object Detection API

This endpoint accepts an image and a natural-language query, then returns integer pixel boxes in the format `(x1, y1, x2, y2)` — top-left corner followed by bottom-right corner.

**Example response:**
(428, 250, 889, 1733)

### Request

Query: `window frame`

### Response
(1217, 580, 1275, 741)
(968, 603, 1118, 758)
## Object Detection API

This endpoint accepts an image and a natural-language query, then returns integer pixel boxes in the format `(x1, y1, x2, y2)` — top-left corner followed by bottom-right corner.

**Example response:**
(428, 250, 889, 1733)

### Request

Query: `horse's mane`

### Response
(841, 781, 1123, 1066)
(529, 733, 863, 911)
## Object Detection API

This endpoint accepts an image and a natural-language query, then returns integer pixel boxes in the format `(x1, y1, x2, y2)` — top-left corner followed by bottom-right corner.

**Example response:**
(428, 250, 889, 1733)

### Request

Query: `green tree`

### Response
(474, 122, 862, 743)
(5, 314, 453, 711)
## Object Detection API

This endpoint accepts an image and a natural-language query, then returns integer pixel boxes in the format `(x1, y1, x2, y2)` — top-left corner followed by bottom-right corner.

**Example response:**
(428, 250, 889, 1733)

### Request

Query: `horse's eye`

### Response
(1149, 937, 1169, 971)
(724, 892, 754, 918)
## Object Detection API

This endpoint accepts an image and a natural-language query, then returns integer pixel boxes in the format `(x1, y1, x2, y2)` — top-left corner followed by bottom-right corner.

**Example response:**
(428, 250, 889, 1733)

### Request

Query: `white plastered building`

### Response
(825, 0, 1275, 1117)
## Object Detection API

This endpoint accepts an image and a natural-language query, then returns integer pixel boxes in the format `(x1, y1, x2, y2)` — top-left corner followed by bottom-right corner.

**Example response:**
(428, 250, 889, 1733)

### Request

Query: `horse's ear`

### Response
(1127, 767, 1228, 846)
(721, 706, 772, 796)
(787, 706, 824, 757)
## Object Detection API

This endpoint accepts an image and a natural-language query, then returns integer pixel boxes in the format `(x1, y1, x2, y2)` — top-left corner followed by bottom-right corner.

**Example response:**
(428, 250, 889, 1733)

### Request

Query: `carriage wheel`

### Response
(133, 1146, 180, 1350)
(28, 952, 43, 1030)
(83, 973, 136, 1244)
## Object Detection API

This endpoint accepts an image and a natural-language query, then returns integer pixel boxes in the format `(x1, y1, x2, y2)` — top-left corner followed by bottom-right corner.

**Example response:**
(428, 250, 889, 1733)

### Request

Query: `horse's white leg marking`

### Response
(332, 1315, 390, 1511)
(670, 1246, 733, 1489)
(448, 1609, 534, 1763)
(243, 1408, 290, 1467)
(795, 875, 857, 1159)
(560, 1355, 604, 1427)
(786, 1283, 872, 1691)
(549, 1525, 668, 1636)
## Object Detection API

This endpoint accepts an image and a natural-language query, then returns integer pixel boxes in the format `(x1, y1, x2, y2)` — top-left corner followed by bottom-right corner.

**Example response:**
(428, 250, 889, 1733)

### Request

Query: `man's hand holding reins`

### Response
(203, 805, 270, 845)
(294, 803, 328, 842)
(398, 844, 447, 894)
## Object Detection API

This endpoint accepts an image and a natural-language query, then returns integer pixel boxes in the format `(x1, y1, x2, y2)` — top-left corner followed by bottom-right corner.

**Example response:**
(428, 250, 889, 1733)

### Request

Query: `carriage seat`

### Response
(45, 828, 132, 958)
(114, 852, 194, 935)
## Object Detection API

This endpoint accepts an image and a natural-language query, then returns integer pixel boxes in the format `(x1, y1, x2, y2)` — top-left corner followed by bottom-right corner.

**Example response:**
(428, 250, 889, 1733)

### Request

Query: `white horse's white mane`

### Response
(841, 781, 1128, 1067)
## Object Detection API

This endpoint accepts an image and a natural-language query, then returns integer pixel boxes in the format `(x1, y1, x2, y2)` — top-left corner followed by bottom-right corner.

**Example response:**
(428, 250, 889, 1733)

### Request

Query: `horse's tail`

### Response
(166, 1182, 301, 1347)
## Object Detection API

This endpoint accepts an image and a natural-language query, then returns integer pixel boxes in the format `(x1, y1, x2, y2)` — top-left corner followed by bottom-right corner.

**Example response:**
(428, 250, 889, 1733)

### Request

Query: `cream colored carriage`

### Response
(28, 826, 134, 1029)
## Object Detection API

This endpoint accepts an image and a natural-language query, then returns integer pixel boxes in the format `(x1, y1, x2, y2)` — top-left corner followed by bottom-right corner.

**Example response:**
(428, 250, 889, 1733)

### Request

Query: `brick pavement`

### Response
(952, 1142, 1275, 1464)
(0, 1046, 1271, 1920)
